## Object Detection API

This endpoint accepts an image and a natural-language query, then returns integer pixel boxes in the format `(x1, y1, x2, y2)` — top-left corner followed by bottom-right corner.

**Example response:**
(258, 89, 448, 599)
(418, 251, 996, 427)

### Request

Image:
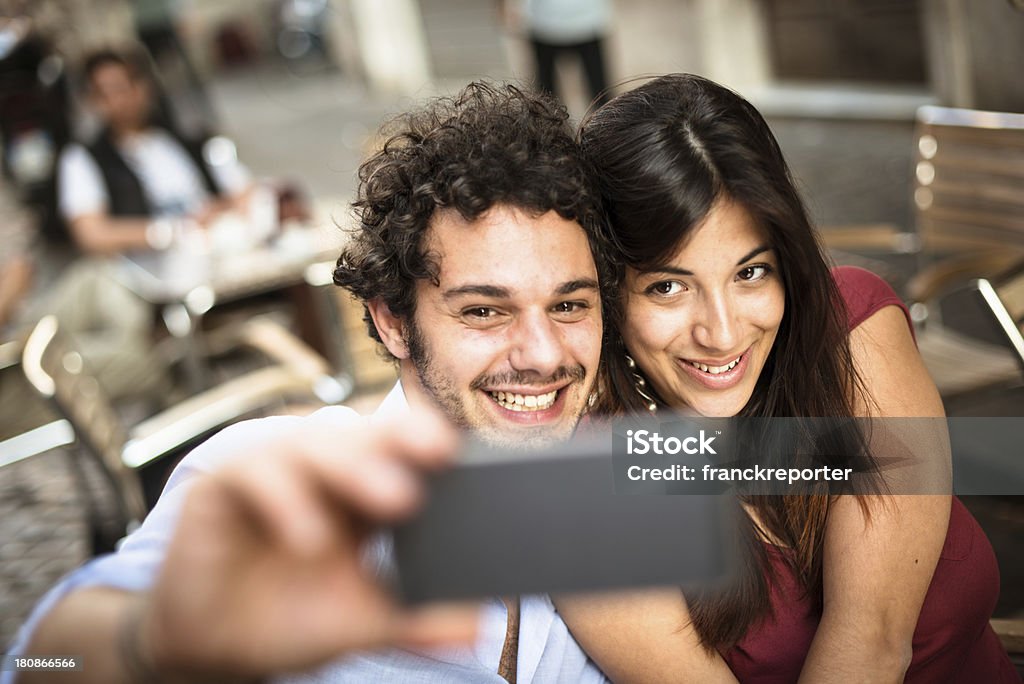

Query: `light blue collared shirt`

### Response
(4, 383, 608, 683)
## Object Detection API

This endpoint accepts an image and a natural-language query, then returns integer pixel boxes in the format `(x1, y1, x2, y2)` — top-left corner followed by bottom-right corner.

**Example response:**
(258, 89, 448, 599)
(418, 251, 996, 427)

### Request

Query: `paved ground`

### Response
(0, 448, 90, 648)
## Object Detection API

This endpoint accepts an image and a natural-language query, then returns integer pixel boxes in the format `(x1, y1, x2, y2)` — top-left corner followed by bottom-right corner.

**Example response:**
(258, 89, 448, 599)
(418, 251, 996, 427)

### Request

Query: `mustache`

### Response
(470, 365, 586, 391)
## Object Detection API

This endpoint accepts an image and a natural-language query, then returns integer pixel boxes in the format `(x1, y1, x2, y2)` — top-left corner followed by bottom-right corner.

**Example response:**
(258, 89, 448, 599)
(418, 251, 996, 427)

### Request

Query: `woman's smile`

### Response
(622, 197, 785, 417)
(675, 346, 751, 390)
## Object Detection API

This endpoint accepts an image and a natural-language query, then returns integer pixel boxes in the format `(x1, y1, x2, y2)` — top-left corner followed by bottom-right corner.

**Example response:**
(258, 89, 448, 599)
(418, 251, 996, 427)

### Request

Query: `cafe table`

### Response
(114, 207, 350, 393)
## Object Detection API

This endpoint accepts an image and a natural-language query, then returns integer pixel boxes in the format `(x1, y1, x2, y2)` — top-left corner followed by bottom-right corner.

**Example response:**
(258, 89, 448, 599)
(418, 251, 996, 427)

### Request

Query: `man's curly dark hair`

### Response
(333, 81, 616, 357)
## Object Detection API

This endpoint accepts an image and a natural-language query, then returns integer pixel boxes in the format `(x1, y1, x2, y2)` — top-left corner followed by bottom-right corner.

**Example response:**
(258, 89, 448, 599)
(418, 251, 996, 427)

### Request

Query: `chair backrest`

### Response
(974, 261, 1024, 371)
(22, 316, 148, 523)
(333, 289, 399, 392)
(304, 260, 397, 394)
(914, 106, 1024, 255)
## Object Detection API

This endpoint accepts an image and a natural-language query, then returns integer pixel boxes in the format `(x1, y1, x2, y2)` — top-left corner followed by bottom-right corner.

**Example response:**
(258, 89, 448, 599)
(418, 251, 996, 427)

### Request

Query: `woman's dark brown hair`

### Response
(581, 73, 873, 651)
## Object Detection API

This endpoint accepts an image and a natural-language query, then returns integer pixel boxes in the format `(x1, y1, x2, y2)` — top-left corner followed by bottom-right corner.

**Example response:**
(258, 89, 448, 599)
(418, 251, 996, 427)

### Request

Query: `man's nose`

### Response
(508, 311, 565, 378)
(692, 291, 739, 352)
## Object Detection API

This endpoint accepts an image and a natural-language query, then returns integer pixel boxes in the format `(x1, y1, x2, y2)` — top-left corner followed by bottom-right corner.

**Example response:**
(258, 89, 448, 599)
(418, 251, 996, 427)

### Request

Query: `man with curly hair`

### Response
(335, 81, 614, 450)
(9, 83, 614, 683)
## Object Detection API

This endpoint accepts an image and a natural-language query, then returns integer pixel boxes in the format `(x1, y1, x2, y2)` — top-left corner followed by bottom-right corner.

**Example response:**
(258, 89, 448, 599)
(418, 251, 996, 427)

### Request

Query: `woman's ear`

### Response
(366, 298, 410, 359)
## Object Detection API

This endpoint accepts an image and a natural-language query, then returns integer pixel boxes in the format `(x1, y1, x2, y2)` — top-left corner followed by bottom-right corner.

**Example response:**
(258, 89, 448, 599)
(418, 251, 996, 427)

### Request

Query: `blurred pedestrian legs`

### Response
(505, 0, 612, 108)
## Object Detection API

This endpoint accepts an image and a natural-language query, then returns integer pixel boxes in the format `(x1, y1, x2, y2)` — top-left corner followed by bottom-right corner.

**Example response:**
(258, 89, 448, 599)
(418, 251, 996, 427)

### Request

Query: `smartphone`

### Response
(392, 434, 736, 603)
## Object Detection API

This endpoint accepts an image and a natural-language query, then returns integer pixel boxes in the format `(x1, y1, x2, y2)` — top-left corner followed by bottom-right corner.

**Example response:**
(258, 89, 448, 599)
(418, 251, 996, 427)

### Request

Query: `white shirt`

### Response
(4, 383, 608, 683)
(522, 0, 611, 44)
(58, 129, 250, 220)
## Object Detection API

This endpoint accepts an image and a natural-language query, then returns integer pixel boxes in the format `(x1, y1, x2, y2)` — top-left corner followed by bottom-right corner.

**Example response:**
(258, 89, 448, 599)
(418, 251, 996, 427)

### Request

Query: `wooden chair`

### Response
(13, 314, 347, 552)
(819, 105, 1024, 400)
(304, 260, 398, 397)
(992, 618, 1024, 677)
(914, 260, 1024, 401)
(821, 105, 1024, 301)
(907, 108, 1024, 400)
(973, 263, 1024, 368)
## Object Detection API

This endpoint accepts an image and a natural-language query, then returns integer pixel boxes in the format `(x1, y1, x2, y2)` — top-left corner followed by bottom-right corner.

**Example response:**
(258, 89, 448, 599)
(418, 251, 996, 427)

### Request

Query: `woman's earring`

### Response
(625, 354, 658, 412)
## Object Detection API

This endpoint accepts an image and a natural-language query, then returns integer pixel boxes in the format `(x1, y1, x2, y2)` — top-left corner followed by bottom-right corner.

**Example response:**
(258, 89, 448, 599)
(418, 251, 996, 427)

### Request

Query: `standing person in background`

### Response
(502, 0, 612, 109)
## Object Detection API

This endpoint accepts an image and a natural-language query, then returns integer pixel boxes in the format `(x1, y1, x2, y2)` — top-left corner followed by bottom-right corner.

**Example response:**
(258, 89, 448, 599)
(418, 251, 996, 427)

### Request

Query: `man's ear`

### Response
(366, 298, 409, 359)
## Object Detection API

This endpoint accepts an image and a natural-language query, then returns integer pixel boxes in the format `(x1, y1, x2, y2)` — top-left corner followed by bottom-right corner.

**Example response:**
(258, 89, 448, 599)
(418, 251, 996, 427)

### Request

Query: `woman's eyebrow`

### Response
(736, 245, 772, 265)
(641, 266, 694, 277)
(639, 246, 774, 277)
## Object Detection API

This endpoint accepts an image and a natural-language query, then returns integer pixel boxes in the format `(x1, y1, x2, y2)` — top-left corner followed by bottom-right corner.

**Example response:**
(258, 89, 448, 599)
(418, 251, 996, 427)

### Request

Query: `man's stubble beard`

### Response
(403, 317, 589, 451)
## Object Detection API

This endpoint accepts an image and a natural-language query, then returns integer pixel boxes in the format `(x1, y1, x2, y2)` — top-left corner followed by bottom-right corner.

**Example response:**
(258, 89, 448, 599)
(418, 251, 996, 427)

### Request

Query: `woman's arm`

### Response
(555, 588, 739, 684)
(798, 304, 950, 683)
(557, 305, 950, 683)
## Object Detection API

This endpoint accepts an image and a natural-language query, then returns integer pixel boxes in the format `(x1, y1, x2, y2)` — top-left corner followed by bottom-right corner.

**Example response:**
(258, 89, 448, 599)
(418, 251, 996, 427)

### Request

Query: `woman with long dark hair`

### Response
(556, 74, 1017, 682)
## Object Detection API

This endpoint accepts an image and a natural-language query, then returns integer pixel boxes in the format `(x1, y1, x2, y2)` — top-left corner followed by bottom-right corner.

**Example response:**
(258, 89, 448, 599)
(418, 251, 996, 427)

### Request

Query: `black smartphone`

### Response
(392, 434, 737, 603)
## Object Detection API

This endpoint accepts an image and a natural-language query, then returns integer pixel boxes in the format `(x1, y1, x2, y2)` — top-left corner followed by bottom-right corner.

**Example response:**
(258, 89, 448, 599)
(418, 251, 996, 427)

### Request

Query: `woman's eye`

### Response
(737, 264, 772, 282)
(646, 281, 684, 296)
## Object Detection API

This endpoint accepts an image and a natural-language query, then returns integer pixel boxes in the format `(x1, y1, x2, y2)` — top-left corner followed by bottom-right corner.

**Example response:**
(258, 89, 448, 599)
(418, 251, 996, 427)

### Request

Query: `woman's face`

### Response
(622, 198, 785, 417)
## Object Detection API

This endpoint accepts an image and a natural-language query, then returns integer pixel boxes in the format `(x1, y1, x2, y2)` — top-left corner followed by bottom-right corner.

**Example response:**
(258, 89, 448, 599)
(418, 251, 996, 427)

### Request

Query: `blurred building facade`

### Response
(11, 1, 1020, 110)
(696, 0, 1024, 114)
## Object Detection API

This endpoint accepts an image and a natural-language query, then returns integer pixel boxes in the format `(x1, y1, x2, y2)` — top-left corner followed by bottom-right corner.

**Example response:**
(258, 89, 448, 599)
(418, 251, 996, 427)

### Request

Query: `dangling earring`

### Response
(625, 354, 658, 412)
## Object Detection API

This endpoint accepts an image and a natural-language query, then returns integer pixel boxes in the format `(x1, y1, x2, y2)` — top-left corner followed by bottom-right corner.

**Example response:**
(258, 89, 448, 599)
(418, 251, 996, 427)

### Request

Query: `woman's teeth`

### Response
(489, 390, 558, 411)
(689, 357, 740, 375)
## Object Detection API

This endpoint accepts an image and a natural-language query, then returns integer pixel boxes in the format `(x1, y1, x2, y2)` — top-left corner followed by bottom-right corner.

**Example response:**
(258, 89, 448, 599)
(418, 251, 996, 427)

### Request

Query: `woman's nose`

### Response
(692, 292, 739, 352)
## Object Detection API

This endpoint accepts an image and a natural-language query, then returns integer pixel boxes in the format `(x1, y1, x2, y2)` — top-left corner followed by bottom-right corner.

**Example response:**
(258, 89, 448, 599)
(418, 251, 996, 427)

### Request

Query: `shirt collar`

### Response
(374, 380, 410, 417)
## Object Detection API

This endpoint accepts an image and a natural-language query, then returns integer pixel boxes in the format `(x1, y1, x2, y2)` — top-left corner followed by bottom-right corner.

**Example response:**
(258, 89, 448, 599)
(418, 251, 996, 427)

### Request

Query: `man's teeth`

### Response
(489, 390, 558, 411)
(689, 357, 740, 375)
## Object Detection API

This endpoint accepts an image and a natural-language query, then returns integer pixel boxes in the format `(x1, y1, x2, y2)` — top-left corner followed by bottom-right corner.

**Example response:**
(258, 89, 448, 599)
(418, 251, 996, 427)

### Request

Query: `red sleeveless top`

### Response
(720, 266, 1019, 683)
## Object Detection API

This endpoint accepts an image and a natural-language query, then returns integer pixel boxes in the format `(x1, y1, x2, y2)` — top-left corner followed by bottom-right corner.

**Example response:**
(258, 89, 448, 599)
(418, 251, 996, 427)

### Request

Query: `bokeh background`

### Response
(2, 0, 1023, 654)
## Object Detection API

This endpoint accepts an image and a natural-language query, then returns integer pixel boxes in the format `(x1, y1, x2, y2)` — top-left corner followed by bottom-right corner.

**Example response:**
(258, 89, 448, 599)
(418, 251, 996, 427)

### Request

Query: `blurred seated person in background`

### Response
(0, 180, 50, 439)
(0, 180, 36, 332)
(32, 48, 255, 403)
(58, 47, 251, 254)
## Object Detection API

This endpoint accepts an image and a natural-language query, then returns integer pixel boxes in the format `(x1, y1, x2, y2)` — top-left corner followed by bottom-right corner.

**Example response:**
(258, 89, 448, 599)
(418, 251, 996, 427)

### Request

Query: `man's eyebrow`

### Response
(554, 278, 600, 296)
(442, 284, 511, 300)
(441, 279, 599, 301)
(736, 245, 772, 265)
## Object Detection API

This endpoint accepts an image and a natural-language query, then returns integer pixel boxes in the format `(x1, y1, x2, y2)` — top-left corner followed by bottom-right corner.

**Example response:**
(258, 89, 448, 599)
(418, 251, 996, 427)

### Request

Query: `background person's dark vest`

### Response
(85, 125, 223, 217)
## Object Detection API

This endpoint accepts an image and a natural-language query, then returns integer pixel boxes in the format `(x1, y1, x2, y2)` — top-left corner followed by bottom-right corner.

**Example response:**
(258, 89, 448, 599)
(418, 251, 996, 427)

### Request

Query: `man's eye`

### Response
(646, 281, 684, 296)
(737, 264, 772, 282)
(552, 301, 588, 314)
(463, 307, 497, 319)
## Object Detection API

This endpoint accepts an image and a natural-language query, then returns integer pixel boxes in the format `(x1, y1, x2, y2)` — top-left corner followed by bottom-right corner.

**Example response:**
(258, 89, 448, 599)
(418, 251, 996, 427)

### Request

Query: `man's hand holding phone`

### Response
(137, 410, 478, 681)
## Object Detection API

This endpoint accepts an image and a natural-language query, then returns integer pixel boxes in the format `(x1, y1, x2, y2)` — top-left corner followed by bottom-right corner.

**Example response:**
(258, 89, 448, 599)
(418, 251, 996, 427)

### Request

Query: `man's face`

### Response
(396, 205, 602, 450)
(88, 63, 151, 133)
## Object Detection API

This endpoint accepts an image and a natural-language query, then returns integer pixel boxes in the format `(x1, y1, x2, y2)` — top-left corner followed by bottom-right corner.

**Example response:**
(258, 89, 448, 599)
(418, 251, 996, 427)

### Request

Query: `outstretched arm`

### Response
(19, 412, 477, 683)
